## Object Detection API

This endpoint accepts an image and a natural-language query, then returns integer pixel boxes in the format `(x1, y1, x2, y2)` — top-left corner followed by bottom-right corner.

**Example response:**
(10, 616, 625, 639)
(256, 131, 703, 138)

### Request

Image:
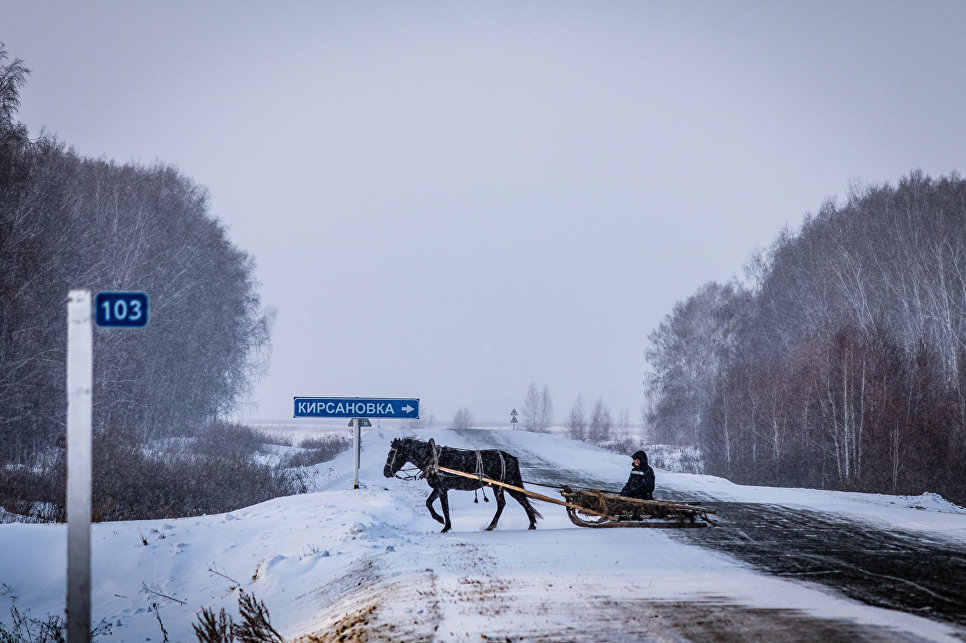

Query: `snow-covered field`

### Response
(2, 427, 965, 641)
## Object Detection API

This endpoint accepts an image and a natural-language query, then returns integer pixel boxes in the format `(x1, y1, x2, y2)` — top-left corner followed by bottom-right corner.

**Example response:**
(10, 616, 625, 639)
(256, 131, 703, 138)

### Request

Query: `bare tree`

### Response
(648, 171, 966, 505)
(617, 407, 631, 443)
(452, 407, 474, 430)
(0, 44, 275, 464)
(0, 43, 29, 126)
(566, 395, 586, 441)
(521, 383, 553, 432)
(587, 398, 612, 445)
(538, 385, 553, 432)
(521, 383, 540, 431)
(408, 410, 435, 429)
(645, 281, 748, 445)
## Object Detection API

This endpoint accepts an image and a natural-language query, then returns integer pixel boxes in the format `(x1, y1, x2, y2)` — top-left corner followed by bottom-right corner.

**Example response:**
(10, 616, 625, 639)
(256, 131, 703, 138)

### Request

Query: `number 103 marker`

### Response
(94, 292, 149, 328)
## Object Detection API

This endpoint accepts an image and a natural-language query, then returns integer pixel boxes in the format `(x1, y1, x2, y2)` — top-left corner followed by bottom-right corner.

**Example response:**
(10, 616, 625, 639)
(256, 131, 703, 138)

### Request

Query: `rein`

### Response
(387, 446, 424, 481)
(393, 466, 423, 481)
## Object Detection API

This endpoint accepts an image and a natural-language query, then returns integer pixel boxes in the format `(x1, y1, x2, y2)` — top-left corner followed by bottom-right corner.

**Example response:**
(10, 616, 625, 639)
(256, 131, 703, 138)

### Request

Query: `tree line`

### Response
(519, 382, 636, 450)
(645, 171, 966, 504)
(441, 382, 635, 451)
(0, 45, 273, 464)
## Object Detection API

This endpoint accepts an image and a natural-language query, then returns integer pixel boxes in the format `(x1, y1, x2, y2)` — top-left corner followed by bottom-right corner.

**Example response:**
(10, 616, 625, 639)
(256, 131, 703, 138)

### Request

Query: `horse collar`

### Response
(424, 441, 443, 477)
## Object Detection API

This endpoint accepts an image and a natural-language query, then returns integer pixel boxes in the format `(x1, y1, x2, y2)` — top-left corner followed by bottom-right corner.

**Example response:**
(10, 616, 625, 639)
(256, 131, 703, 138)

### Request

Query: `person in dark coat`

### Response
(620, 449, 655, 500)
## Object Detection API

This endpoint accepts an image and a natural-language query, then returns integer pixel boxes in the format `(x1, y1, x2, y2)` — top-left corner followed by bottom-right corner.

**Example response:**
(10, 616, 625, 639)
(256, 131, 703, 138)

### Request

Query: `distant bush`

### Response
(648, 445, 704, 474)
(92, 427, 299, 521)
(0, 423, 342, 523)
(190, 422, 283, 458)
(600, 440, 705, 475)
(282, 435, 351, 468)
(258, 432, 293, 448)
(0, 459, 65, 523)
(605, 437, 640, 459)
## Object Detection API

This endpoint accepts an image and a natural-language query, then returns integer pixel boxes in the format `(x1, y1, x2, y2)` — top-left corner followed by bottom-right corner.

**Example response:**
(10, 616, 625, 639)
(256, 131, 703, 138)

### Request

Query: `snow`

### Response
(1, 427, 965, 641)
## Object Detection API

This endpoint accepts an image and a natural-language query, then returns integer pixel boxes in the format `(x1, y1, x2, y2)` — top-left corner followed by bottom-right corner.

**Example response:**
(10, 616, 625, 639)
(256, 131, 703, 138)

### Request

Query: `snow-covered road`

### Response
(454, 428, 966, 630)
(2, 427, 965, 641)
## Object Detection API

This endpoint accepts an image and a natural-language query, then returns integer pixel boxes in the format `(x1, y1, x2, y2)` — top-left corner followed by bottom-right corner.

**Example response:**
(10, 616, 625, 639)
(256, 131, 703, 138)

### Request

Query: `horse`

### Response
(383, 437, 542, 532)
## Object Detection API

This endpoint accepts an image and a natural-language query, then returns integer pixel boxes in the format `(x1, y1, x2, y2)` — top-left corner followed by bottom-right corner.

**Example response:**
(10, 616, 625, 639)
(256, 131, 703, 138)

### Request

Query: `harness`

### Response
(395, 439, 507, 503)
(476, 449, 506, 484)
(387, 446, 422, 481)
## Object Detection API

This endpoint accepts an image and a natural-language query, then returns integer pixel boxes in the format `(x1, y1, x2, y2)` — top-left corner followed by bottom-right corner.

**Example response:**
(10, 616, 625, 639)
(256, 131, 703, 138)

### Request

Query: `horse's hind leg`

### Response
(508, 489, 539, 530)
(426, 488, 445, 525)
(486, 486, 506, 531)
(438, 488, 453, 533)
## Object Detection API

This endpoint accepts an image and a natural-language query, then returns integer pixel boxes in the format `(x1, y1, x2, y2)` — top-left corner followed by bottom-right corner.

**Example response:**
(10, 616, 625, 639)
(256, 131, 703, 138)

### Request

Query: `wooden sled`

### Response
(433, 465, 714, 529)
(560, 486, 715, 528)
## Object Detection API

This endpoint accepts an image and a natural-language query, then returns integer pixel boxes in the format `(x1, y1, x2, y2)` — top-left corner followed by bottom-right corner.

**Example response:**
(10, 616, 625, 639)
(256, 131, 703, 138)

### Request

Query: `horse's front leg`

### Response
(425, 488, 445, 525)
(486, 486, 506, 531)
(438, 488, 452, 533)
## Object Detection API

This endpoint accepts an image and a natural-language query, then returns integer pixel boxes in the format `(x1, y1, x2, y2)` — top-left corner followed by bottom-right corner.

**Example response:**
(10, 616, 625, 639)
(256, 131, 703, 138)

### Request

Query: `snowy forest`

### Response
(0, 46, 287, 520)
(646, 171, 966, 505)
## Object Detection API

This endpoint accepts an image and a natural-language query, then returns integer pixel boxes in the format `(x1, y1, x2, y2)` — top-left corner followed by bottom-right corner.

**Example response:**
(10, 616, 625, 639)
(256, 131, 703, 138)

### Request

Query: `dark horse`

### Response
(383, 437, 542, 532)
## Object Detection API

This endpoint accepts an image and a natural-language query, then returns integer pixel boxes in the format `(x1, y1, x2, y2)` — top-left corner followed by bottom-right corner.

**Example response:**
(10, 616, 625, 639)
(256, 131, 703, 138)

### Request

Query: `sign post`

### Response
(67, 290, 148, 642)
(294, 398, 417, 489)
(352, 419, 360, 489)
(348, 418, 371, 489)
(66, 290, 93, 643)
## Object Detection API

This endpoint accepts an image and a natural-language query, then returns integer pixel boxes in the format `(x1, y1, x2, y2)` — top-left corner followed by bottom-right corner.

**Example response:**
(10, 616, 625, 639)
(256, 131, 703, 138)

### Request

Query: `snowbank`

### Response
(1, 427, 964, 641)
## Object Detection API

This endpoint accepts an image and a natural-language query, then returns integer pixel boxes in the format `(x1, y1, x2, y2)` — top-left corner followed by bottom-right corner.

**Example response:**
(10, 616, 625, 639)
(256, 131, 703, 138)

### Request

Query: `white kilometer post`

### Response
(66, 290, 92, 643)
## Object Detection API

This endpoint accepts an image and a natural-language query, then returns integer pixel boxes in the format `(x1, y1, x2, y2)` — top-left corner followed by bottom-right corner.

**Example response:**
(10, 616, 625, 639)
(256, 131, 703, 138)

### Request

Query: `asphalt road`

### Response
(677, 502, 966, 628)
(452, 429, 966, 630)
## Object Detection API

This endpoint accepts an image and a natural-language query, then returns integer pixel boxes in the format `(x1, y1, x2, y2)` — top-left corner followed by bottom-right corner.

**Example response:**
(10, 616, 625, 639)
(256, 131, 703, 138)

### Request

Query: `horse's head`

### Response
(384, 437, 431, 478)
(384, 437, 409, 478)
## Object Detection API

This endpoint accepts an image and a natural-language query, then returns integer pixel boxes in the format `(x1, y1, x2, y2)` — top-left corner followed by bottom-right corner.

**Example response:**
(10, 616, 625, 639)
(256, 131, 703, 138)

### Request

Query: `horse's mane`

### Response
(397, 437, 486, 453)
(394, 437, 510, 463)
(393, 436, 425, 449)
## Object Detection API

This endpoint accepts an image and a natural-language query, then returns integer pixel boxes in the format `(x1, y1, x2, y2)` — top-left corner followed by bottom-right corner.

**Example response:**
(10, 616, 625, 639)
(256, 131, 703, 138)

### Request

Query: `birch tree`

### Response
(567, 395, 586, 441)
(587, 398, 612, 445)
(0, 44, 274, 462)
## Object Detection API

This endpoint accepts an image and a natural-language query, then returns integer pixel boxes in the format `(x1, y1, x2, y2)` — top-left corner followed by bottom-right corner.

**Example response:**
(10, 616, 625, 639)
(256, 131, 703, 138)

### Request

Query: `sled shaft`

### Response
(434, 465, 616, 520)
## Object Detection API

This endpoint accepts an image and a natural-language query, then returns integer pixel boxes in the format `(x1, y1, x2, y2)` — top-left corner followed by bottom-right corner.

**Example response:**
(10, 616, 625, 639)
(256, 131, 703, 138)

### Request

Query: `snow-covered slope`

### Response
(1, 427, 964, 641)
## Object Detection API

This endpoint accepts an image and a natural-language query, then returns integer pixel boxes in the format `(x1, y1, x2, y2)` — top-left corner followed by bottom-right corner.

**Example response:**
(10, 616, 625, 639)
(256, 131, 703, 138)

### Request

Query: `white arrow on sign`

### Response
(402, 404, 415, 414)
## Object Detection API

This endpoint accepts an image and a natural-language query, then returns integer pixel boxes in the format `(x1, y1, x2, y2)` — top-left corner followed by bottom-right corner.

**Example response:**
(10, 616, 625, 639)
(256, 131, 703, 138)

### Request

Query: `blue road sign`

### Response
(95, 292, 148, 328)
(294, 397, 419, 419)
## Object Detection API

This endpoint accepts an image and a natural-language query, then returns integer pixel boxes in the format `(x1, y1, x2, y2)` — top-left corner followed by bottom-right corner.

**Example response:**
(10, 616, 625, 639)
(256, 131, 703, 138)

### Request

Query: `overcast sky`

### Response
(3, 1, 965, 424)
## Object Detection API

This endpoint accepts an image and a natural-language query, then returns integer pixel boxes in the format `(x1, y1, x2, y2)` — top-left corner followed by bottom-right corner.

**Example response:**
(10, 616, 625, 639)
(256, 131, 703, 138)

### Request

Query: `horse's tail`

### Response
(523, 493, 544, 520)
(508, 455, 543, 521)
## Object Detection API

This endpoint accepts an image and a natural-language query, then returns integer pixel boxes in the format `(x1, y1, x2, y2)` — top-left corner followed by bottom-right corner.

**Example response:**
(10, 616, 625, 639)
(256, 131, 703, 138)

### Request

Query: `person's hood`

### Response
(631, 450, 648, 466)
